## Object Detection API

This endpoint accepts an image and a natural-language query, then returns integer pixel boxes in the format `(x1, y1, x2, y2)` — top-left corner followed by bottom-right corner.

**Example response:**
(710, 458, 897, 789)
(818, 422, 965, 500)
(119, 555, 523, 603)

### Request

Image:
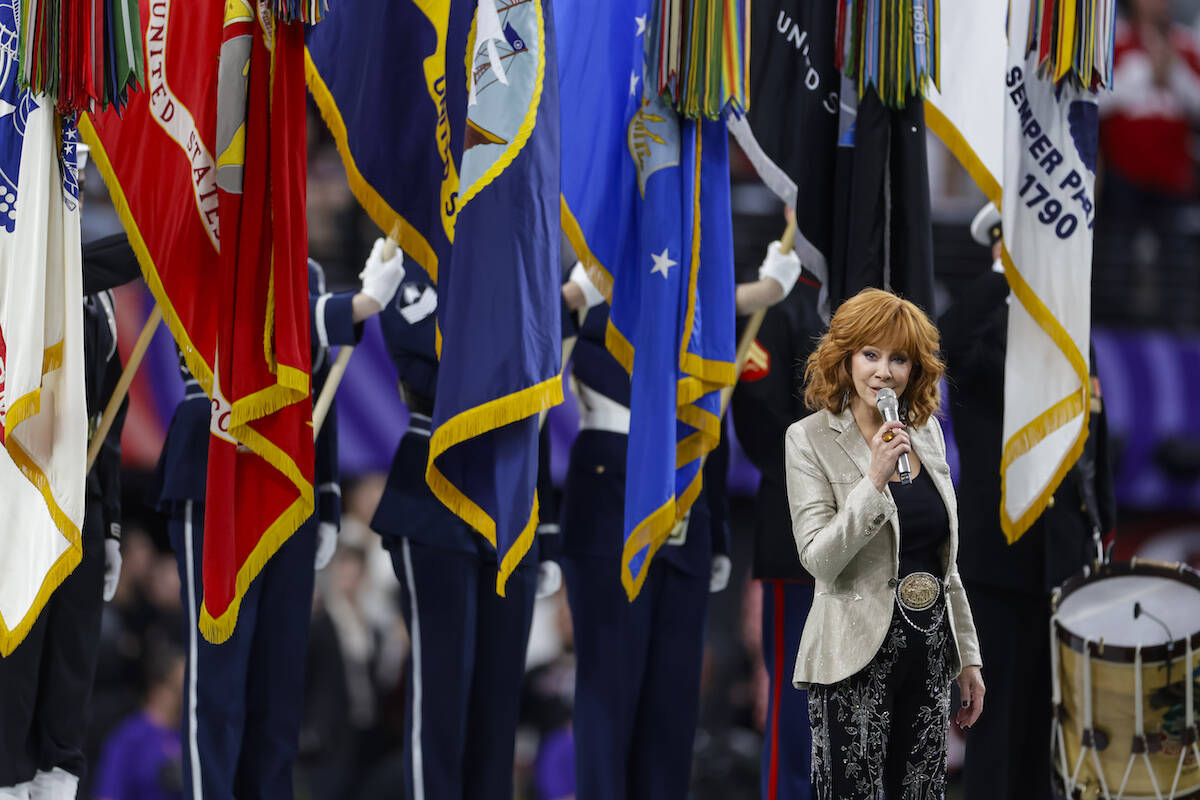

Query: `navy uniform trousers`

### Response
(157, 279, 354, 800)
(560, 429, 712, 800)
(759, 580, 814, 800)
(374, 422, 538, 800)
(167, 500, 317, 800)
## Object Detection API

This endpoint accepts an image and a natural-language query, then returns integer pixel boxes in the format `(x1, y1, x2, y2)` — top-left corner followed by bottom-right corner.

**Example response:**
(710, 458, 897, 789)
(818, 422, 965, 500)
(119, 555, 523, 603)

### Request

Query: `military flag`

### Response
(559, 0, 736, 598)
(728, 0, 839, 314)
(82, 1, 314, 643)
(426, 0, 563, 594)
(0, 66, 87, 654)
(998, 0, 1111, 541)
(308, 0, 563, 590)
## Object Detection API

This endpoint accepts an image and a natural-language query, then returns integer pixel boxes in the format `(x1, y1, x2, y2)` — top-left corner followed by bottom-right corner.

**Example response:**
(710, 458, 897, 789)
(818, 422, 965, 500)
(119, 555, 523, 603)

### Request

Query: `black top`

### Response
(892, 468, 949, 578)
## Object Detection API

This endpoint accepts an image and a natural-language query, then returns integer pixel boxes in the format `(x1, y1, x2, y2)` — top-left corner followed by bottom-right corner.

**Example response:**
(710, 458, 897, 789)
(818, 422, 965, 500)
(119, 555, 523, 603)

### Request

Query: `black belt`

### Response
(399, 381, 435, 416)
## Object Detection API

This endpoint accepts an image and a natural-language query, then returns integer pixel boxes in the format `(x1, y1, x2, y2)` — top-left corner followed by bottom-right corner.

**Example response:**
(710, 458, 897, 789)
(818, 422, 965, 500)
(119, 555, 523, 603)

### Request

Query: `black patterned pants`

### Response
(807, 599, 955, 800)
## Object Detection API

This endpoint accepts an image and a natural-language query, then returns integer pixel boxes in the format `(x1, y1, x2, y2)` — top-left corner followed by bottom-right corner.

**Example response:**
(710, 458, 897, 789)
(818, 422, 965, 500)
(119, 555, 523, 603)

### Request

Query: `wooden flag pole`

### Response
(86, 304, 163, 472)
(311, 346, 353, 440)
(312, 232, 400, 440)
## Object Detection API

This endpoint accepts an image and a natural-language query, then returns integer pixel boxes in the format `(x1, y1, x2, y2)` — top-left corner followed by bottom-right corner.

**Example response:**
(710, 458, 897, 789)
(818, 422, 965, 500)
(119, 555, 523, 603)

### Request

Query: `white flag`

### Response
(999, 0, 1098, 542)
(924, 0, 1007, 204)
(0, 89, 87, 657)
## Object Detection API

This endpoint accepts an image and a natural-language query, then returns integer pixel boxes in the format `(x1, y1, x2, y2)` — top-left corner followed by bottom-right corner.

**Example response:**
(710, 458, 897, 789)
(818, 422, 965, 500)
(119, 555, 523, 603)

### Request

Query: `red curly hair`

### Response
(803, 288, 944, 426)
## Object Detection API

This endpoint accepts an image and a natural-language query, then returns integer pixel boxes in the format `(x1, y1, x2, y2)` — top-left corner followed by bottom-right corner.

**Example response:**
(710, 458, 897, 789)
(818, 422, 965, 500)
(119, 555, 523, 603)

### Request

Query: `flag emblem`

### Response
(628, 93, 679, 195)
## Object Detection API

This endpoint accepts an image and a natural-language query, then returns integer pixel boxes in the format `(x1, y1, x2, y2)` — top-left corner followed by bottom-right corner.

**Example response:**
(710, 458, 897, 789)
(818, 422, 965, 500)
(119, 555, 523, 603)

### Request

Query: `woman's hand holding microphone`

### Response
(867, 419, 910, 492)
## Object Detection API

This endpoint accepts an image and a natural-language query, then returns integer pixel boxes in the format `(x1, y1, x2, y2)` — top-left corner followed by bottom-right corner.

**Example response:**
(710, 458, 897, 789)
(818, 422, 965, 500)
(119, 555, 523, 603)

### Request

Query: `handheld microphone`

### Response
(876, 388, 911, 485)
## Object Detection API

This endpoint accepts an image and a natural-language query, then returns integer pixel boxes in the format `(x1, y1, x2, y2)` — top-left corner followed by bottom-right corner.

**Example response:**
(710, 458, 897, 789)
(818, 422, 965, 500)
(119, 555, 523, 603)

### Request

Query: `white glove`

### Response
(359, 238, 406, 307)
(103, 538, 122, 602)
(758, 241, 802, 299)
(709, 554, 731, 594)
(568, 261, 605, 310)
(314, 522, 338, 571)
(535, 560, 563, 599)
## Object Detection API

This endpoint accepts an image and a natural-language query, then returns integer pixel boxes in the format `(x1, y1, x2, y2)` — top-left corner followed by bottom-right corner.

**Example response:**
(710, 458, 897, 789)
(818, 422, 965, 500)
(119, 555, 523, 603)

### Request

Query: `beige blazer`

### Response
(784, 407, 982, 688)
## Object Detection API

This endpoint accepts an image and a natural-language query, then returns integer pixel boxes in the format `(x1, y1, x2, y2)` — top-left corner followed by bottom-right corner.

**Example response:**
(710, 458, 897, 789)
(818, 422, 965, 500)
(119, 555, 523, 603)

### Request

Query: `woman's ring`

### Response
(882, 430, 896, 443)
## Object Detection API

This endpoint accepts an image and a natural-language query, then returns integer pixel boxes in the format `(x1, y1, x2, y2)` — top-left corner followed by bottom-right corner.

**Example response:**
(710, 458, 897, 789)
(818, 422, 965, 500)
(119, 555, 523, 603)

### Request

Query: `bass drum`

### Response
(1051, 560, 1200, 800)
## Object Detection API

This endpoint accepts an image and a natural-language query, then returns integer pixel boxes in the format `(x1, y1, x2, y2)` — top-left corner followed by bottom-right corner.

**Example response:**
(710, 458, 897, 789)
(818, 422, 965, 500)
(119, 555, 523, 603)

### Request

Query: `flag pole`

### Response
(86, 304, 163, 472)
(312, 231, 400, 440)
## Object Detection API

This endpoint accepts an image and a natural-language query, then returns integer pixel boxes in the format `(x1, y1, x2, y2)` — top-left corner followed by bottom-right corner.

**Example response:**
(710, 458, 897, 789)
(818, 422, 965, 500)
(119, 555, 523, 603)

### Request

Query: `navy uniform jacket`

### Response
(80, 235, 139, 541)
(82, 290, 126, 543)
(730, 278, 822, 582)
(940, 271, 1116, 596)
(562, 305, 729, 577)
(154, 260, 357, 528)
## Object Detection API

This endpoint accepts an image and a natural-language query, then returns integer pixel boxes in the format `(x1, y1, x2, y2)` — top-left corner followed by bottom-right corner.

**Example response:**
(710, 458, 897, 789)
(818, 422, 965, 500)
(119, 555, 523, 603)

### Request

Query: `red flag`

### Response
(82, 2, 312, 644)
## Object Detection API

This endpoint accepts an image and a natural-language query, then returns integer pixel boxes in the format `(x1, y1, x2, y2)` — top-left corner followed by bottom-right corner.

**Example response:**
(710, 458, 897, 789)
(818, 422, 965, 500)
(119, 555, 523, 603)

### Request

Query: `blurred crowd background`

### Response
(78, 0, 1200, 797)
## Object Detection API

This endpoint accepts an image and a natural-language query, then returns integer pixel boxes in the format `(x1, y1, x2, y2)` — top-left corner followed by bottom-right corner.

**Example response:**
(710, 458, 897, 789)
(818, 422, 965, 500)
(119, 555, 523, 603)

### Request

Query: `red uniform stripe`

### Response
(768, 581, 786, 800)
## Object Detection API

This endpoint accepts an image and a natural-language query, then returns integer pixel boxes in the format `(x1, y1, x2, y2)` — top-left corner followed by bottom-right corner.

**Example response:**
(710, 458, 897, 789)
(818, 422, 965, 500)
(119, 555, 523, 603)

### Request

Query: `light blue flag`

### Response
(559, 0, 736, 598)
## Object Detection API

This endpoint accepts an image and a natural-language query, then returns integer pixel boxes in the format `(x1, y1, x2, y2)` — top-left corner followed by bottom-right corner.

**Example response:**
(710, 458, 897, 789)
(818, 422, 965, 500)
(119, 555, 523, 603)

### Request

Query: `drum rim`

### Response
(1052, 559, 1200, 664)
(1053, 768, 1200, 800)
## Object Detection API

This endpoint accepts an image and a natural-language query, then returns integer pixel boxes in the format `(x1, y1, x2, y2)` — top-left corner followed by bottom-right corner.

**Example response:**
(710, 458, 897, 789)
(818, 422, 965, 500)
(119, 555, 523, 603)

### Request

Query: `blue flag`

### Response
(558, 0, 736, 598)
(305, 0, 475, 280)
(308, 1, 563, 593)
(428, 0, 563, 593)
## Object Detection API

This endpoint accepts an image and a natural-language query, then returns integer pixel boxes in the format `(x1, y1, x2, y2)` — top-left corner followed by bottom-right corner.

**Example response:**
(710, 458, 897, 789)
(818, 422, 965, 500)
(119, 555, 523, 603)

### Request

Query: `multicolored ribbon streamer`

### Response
(652, 0, 749, 120)
(835, 0, 940, 107)
(19, 0, 144, 113)
(271, 0, 329, 24)
(1025, 0, 1116, 91)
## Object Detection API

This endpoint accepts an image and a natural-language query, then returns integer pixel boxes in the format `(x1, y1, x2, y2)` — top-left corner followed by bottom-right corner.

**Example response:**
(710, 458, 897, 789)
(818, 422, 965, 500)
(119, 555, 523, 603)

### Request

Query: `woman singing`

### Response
(785, 288, 984, 799)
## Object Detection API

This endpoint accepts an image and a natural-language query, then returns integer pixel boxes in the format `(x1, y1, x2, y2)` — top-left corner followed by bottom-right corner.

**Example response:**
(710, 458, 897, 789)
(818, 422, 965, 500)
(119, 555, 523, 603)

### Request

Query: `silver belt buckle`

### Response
(896, 572, 940, 611)
(666, 511, 690, 546)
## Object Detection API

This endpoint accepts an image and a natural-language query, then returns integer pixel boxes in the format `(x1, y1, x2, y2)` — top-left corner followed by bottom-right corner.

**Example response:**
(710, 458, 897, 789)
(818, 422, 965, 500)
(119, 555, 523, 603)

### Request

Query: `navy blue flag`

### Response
(427, 0, 563, 593)
(305, 1, 475, 281)
(308, 0, 562, 593)
(559, 0, 736, 599)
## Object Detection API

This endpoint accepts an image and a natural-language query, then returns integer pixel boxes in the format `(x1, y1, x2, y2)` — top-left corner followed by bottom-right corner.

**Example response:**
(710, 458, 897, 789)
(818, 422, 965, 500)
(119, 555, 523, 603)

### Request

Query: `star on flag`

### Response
(650, 248, 676, 279)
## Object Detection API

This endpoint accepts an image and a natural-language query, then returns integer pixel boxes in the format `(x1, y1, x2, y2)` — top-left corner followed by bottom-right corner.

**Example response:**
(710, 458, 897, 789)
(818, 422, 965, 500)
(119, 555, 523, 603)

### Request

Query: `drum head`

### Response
(1057, 573, 1200, 648)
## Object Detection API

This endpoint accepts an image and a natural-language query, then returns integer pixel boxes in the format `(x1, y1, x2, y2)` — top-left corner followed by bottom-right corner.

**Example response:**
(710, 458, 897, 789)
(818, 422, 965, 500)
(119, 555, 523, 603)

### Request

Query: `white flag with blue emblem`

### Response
(0, 79, 87, 656)
(998, 0, 1099, 543)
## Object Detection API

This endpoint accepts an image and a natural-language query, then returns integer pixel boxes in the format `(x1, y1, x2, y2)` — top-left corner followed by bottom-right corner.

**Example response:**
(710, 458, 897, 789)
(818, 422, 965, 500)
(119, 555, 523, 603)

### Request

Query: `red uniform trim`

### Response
(768, 580, 786, 800)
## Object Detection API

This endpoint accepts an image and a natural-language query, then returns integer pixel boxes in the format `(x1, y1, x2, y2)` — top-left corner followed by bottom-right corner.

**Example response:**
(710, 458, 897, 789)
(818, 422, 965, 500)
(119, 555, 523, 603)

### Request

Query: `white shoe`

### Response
(28, 769, 77, 800)
(0, 781, 33, 800)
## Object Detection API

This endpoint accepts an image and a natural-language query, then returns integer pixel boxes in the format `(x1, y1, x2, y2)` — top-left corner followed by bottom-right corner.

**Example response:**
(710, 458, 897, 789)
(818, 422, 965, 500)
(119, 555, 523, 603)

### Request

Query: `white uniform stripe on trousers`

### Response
(184, 501, 204, 800)
(401, 539, 426, 800)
